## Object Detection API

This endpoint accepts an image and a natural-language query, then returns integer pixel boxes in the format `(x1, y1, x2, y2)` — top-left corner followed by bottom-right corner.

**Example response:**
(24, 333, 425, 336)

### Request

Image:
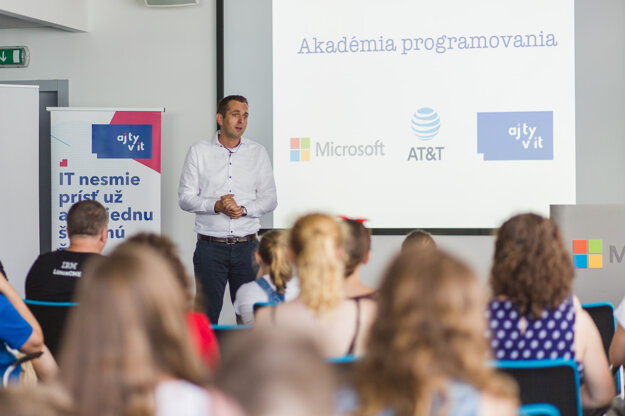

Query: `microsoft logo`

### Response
(290, 137, 311, 162)
(573, 239, 603, 269)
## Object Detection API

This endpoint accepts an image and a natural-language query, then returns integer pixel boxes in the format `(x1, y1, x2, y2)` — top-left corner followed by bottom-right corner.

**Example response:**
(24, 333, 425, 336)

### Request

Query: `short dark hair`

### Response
(217, 95, 248, 117)
(341, 219, 371, 277)
(401, 230, 436, 251)
(67, 200, 108, 238)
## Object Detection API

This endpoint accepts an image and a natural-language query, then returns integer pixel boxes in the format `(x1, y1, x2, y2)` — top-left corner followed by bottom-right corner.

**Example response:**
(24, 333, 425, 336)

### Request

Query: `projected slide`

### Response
(272, 0, 575, 229)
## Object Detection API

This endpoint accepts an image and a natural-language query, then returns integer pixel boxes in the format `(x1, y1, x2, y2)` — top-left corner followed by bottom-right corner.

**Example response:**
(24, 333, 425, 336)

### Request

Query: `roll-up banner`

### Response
(48, 108, 163, 252)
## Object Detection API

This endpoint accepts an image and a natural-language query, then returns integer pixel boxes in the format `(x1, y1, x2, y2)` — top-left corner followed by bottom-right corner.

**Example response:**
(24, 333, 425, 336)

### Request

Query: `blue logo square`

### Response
(477, 111, 553, 161)
(290, 150, 300, 162)
(574, 254, 588, 269)
(92, 124, 152, 159)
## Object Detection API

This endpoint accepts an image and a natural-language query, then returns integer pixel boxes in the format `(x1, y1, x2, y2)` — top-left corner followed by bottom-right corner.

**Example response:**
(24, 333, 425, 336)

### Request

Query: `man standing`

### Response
(179, 95, 277, 323)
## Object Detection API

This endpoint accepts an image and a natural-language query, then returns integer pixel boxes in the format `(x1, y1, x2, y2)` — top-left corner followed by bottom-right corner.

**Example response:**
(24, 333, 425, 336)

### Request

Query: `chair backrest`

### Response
(24, 299, 77, 359)
(253, 302, 277, 318)
(210, 324, 252, 350)
(582, 302, 622, 394)
(495, 359, 582, 416)
(327, 355, 360, 388)
(582, 302, 615, 358)
(518, 403, 561, 416)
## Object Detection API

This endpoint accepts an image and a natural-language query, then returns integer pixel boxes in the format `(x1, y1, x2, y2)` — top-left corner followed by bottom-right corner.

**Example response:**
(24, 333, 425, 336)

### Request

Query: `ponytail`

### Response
(290, 214, 344, 315)
(258, 231, 292, 295)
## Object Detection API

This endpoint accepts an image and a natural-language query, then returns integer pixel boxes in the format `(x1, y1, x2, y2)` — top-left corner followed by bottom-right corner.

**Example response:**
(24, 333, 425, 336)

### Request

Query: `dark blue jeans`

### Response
(193, 238, 258, 323)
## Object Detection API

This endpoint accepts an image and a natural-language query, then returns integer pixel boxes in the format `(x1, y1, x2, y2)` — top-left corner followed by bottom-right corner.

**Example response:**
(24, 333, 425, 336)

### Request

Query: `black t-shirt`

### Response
(25, 250, 101, 302)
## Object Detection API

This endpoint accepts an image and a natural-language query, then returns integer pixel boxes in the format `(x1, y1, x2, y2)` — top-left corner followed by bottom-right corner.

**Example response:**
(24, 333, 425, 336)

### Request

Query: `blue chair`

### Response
(583, 302, 622, 394)
(495, 359, 582, 416)
(210, 324, 252, 349)
(519, 403, 561, 416)
(327, 355, 360, 387)
(582, 302, 615, 358)
(253, 301, 278, 318)
(23, 299, 78, 359)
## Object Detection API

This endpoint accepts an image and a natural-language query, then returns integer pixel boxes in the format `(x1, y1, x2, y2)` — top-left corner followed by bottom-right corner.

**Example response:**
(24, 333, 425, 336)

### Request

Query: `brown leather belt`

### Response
(198, 233, 257, 244)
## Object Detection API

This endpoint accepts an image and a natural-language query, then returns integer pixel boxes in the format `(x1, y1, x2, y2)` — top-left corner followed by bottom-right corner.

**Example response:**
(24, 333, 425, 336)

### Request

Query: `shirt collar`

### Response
(213, 131, 246, 148)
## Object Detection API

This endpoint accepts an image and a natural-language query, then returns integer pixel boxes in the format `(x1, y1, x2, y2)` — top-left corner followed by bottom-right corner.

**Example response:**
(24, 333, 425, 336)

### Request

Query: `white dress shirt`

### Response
(178, 132, 277, 237)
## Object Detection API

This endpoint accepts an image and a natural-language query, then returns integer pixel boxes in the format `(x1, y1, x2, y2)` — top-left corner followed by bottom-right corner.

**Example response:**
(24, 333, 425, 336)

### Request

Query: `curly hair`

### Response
(354, 250, 517, 416)
(289, 213, 344, 315)
(490, 213, 574, 318)
(340, 219, 371, 277)
(258, 230, 293, 294)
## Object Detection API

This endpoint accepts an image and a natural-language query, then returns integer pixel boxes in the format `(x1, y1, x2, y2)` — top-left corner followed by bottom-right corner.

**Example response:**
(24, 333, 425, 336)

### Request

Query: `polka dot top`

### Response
(486, 296, 584, 380)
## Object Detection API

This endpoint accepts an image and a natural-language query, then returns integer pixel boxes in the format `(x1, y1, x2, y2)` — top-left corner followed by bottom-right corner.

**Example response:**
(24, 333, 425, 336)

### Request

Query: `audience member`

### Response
(123, 232, 220, 369)
(216, 328, 336, 416)
(340, 218, 376, 300)
(401, 229, 436, 252)
(0, 383, 74, 416)
(352, 249, 518, 416)
(610, 299, 625, 367)
(58, 244, 219, 416)
(256, 213, 376, 357)
(488, 213, 614, 409)
(24, 200, 108, 356)
(234, 230, 298, 325)
(25, 200, 108, 302)
(0, 269, 57, 383)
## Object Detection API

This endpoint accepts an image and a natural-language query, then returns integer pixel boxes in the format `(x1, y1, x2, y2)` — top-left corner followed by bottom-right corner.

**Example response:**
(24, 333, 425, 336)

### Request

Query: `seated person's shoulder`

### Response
(256, 300, 308, 327)
(0, 294, 34, 350)
(358, 297, 377, 319)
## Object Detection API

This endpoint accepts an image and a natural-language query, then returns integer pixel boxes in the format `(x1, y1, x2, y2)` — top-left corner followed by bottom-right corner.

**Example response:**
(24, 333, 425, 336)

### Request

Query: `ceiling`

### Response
(0, 13, 52, 29)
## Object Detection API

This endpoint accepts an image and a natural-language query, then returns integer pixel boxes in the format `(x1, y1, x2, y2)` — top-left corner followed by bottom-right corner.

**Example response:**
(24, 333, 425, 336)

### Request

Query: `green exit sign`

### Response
(0, 46, 29, 68)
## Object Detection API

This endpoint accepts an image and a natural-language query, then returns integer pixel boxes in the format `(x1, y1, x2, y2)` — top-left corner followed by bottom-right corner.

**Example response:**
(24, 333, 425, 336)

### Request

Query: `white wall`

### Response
(0, 0, 216, 311)
(575, 0, 625, 203)
(0, 0, 88, 32)
(362, 235, 495, 290)
(0, 85, 39, 295)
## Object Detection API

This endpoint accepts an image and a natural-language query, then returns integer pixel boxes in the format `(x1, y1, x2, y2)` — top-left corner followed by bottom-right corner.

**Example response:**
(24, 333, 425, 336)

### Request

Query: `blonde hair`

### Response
(258, 230, 292, 295)
(289, 213, 344, 315)
(58, 245, 206, 416)
(355, 250, 516, 416)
